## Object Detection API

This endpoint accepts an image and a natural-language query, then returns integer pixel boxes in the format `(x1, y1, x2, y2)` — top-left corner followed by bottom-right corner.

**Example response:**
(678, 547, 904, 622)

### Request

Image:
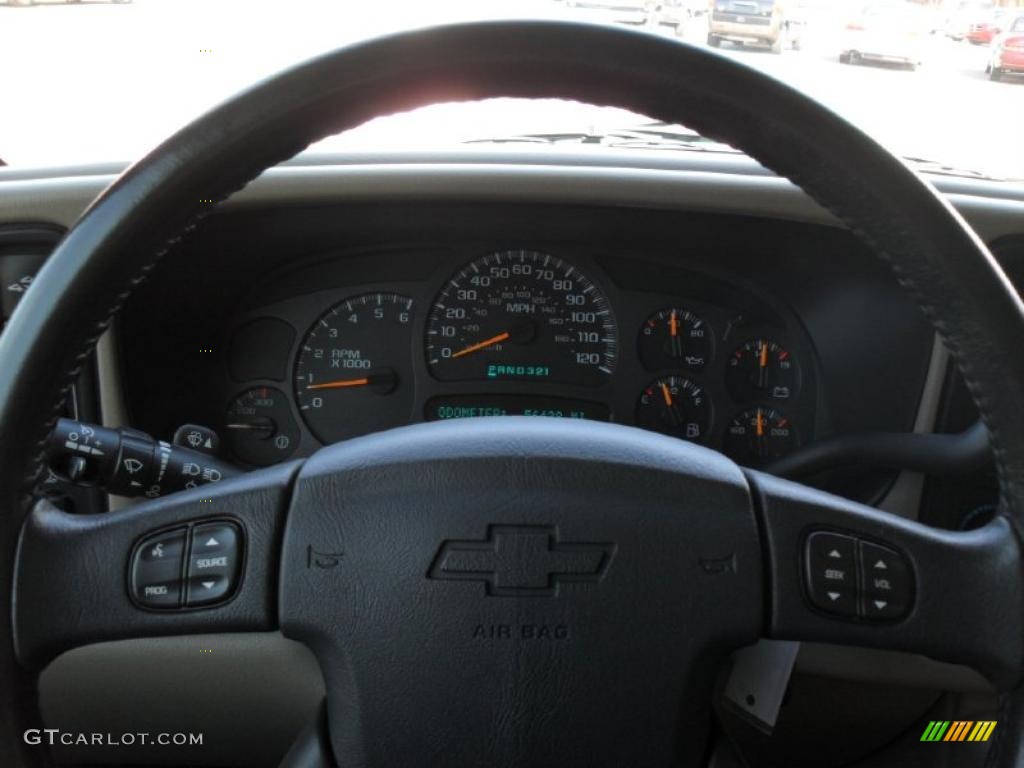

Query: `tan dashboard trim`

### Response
(3, 163, 1023, 242)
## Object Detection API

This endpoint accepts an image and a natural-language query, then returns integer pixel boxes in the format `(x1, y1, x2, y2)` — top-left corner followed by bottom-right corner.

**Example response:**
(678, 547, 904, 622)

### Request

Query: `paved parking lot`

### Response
(0, 0, 1020, 177)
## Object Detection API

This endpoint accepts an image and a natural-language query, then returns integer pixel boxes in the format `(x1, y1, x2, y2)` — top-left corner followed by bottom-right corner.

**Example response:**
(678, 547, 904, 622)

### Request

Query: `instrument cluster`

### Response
(221, 247, 817, 469)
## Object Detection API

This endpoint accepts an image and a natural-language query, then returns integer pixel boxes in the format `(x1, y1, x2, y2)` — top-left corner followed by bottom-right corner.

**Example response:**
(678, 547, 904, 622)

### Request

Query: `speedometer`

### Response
(425, 250, 617, 387)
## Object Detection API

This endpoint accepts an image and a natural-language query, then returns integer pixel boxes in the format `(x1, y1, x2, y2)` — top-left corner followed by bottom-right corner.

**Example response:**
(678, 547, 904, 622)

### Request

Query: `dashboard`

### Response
(113, 200, 937, 505)
(221, 246, 814, 470)
(5, 149, 1024, 767)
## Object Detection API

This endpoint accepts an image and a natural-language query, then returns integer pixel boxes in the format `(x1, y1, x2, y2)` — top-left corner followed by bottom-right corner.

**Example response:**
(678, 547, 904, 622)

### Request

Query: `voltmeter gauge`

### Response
(724, 406, 800, 466)
(224, 387, 300, 466)
(726, 338, 799, 402)
(635, 375, 711, 442)
(638, 307, 712, 372)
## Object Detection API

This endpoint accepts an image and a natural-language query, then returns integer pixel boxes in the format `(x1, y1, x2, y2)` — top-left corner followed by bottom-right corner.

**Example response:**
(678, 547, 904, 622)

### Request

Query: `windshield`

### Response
(0, 0, 1022, 179)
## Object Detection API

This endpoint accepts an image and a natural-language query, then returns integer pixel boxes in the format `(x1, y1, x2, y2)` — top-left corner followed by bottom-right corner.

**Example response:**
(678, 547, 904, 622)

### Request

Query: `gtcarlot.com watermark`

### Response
(25, 729, 202, 747)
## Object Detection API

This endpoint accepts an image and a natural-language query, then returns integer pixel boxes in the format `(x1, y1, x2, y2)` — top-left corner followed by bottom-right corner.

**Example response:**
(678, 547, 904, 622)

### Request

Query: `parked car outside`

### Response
(987, 13, 1024, 80)
(659, 0, 705, 34)
(563, 0, 659, 27)
(840, 1, 932, 70)
(966, 8, 1009, 45)
(706, 0, 801, 53)
(943, 0, 994, 41)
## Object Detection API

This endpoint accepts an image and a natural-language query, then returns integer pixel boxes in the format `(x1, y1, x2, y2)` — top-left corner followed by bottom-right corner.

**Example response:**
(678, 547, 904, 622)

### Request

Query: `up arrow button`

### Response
(204, 537, 220, 548)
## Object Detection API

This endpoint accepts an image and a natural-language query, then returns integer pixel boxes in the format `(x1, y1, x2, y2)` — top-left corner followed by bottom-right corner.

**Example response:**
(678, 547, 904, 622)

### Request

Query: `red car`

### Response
(988, 14, 1024, 80)
(967, 9, 1008, 44)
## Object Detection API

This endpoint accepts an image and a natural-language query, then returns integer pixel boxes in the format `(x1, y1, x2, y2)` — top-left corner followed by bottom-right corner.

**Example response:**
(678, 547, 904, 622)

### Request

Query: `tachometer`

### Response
(425, 250, 617, 386)
(294, 292, 414, 444)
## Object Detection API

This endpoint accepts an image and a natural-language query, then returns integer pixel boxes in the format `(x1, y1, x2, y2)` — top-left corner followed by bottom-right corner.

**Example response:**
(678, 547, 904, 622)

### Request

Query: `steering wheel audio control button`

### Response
(130, 528, 187, 609)
(804, 532, 857, 617)
(803, 531, 915, 622)
(859, 541, 913, 620)
(185, 521, 242, 607)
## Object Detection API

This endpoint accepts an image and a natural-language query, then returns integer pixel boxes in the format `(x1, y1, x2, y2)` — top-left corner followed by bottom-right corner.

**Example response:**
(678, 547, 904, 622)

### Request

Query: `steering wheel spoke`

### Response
(12, 462, 298, 670)
(750, 470, 1024, 690)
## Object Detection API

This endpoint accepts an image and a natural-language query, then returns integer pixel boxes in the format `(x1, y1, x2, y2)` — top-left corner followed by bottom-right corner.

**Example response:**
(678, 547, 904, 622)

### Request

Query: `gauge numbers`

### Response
(426, 250, 617, 387)
(724, 406, 799, 466)
(294, 292, 414, 445)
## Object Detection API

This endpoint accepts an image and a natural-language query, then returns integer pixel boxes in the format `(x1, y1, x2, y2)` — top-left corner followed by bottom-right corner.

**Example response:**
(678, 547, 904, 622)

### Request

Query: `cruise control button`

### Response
(131, 528, 186, 609)
(138, 530, 186, 563)
(186, 521, 242, 607)
(804, 531, 857, 617)
(859, 541, 912, 620)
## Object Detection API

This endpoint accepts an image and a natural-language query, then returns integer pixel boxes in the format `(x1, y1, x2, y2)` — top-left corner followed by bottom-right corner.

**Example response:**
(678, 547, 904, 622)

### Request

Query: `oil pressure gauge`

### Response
(638, 307, 713, 372)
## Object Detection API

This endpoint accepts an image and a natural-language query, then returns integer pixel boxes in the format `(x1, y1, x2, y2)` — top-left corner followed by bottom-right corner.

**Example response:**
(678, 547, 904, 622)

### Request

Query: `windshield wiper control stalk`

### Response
(46, 418, 241, 499)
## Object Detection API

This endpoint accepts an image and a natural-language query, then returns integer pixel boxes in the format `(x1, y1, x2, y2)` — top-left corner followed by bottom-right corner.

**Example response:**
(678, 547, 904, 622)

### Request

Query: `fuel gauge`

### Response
(635, 375, 711, 442)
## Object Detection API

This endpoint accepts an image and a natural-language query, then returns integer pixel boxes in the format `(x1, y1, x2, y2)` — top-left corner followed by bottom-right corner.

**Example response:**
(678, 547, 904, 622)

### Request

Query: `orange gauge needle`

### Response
(306, 377, 369, 390)
(305, 368, 397, 393)
(660, 382, 674, 407)
(755, 407, 765, 438)
(759, 341, 769, 369)
(452, 331, 510, 359)
(669, 310, 679, 338)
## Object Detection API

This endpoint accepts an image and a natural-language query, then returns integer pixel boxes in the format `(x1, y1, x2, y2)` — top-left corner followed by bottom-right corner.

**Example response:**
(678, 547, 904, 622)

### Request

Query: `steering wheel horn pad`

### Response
(279, 419, 762, 766)
(4, 19, 1024, 768)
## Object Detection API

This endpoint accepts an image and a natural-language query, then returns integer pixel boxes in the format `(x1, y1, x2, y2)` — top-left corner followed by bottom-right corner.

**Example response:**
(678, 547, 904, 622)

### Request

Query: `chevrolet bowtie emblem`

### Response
(428, 525, 615, 596)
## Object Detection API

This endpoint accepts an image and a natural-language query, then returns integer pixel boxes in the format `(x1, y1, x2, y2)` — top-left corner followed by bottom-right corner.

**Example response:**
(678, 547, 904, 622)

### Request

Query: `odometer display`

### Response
(425, 250, 617, 387)
(425, 394, 610, 422)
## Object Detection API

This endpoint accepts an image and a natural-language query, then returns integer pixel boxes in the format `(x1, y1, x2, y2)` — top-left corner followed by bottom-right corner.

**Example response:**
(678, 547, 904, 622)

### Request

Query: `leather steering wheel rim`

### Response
(3, 20, 1024, 767)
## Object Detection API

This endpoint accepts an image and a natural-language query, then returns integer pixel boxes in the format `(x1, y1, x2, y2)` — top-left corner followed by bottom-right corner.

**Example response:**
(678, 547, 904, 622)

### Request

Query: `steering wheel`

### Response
(3, 21, 1024, 768)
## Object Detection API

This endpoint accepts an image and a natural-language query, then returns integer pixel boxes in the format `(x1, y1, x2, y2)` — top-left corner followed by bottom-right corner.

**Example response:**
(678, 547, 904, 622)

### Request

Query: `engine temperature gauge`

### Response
(638, 307, 713, 372)
(724, 406, 800, 466)
(635, 375, 711, 441)
(726, 338, 799, 402)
